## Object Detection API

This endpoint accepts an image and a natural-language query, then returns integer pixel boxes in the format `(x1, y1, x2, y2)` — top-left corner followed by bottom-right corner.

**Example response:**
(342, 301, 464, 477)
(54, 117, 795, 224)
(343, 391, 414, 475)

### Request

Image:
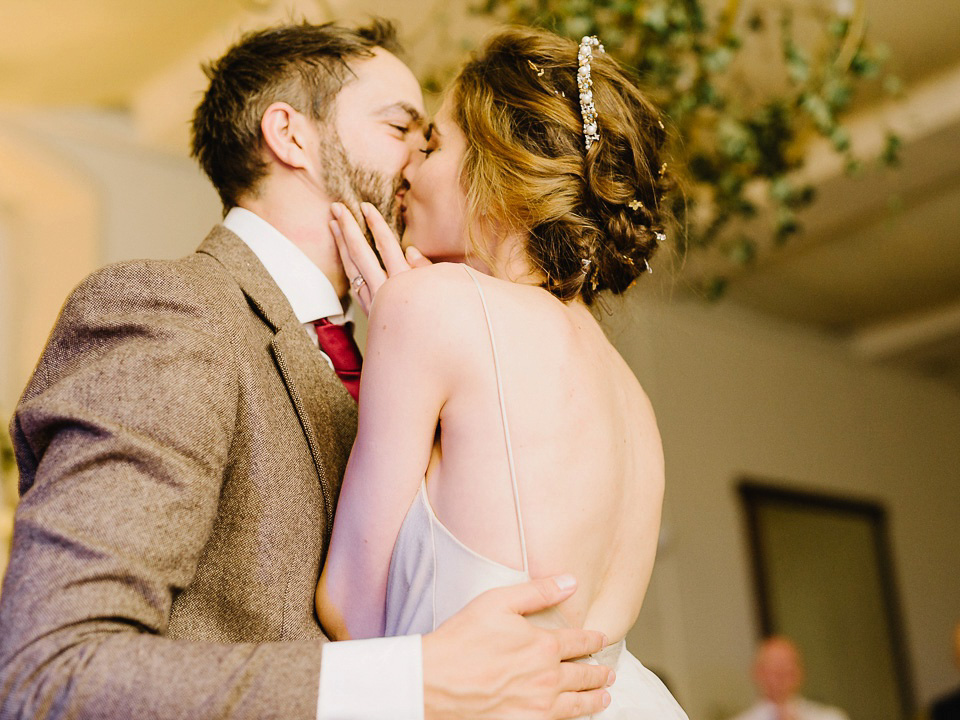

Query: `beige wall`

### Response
(612, 292, 960, 718)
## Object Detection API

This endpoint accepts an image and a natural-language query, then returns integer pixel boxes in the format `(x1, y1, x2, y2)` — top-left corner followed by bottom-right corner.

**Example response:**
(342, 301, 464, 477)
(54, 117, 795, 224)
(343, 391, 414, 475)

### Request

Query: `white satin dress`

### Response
(384, 266, 688, 719)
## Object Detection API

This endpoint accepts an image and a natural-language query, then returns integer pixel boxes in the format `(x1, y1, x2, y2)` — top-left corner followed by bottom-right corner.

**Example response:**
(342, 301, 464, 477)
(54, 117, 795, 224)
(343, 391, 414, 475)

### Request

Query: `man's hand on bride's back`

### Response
(422, 575, 614, 720)
(330, 201, 432, 316)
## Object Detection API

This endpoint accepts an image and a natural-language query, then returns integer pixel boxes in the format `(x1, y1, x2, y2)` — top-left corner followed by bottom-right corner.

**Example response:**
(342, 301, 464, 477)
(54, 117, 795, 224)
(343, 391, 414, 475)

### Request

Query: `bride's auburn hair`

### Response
(451, 27, 671, 305)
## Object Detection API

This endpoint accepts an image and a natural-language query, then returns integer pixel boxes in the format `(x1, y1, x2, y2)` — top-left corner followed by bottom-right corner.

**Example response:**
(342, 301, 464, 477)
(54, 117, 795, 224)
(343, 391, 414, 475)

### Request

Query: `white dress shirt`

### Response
(223, 207, 424, 720)
(731, 696, 851, 720)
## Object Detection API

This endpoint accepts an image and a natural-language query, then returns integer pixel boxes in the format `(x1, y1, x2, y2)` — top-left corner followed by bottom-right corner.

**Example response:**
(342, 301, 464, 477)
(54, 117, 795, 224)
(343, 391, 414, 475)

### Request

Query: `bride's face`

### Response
(400, 98, 470, 262)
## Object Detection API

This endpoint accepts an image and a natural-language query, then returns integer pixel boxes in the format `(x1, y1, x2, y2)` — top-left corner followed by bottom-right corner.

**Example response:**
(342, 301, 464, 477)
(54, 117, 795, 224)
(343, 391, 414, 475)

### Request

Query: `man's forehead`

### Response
(335, 52, 424, 118)
(375, 101, 425, 126)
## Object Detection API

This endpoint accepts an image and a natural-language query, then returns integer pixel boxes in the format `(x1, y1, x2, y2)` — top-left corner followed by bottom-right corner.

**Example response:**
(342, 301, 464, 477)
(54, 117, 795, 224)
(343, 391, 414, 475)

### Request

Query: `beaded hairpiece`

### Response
(577, 36, 604, 150)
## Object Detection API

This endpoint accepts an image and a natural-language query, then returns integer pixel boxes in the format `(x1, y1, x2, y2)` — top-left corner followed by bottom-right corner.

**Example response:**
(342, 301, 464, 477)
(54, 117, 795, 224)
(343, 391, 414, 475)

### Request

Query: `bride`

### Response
(316, 26, 686, 718)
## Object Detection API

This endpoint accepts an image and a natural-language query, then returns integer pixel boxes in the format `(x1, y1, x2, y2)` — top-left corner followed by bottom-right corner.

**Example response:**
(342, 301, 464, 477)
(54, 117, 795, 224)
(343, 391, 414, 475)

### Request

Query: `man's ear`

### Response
(260, 102, 312, 169)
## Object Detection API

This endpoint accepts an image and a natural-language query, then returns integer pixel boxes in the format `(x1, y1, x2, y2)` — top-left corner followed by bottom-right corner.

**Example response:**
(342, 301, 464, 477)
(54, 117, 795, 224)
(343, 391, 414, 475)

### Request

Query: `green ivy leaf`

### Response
(775, 207, 800, 243)
(800, 94, 834, 134)
(882, 132, 902, 166)
(703, 276, 729, 300)
(845, 156, 864, 176)
(830, 127, 851, 152)
(850, 50, 880, 78)
(882, 74, 903, 97)
(728, 236, 757, 265)
(643, 4, 669, 33)
(471, 0, 900, 284)
(702, 46, 734, 73)
(828, 17, 850, 39)
(785, 44, 811, 85)
(824, 77, 853, 112)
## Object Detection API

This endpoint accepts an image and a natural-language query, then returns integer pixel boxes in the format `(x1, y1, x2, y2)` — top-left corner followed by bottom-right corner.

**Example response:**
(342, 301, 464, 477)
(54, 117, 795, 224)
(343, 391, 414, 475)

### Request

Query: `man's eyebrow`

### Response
(375, 102, 424, 126)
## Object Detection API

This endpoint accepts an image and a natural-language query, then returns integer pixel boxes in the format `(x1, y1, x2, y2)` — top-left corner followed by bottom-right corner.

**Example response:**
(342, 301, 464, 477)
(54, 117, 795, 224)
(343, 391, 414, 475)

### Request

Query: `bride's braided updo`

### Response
(451, 27, 670, 305)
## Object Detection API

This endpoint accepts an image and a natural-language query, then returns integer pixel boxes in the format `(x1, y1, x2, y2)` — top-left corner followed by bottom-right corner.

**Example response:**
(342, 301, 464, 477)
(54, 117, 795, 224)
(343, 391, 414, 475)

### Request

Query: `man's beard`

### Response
(320, 131, 406, 242)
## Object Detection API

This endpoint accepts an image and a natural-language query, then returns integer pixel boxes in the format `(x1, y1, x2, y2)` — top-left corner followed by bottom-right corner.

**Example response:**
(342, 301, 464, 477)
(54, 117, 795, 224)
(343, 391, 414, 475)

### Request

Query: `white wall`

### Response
(0, 109, 221, 405)
(24, 110, 222, 264)
(612, 290, 960, 719)
(0, 211, 12, 409)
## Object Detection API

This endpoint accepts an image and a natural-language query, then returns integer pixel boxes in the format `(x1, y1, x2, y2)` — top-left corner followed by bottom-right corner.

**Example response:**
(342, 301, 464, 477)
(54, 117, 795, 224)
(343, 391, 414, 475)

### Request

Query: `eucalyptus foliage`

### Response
(0, 426, 15, 563)
(0, 429, 12, 476)
(472, 0, 900, 293)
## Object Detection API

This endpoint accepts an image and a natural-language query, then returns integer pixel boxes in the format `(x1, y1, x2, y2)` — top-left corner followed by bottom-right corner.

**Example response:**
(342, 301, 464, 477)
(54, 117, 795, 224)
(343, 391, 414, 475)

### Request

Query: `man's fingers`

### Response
(557, 660, 614, 692)
(492, 575, 579, 616)
(553, 627, 607, 662)
(360, 203, 408, 275)
(552, 689, 612, 719)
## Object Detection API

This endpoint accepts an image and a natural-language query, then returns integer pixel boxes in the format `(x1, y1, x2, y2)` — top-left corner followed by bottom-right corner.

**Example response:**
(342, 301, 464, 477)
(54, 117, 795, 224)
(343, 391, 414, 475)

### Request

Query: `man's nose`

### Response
(402, 142, 424, 183)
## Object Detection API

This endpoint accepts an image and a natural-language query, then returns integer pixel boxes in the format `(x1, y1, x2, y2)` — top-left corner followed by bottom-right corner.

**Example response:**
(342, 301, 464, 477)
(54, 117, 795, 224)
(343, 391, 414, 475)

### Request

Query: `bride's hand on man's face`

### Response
(330, 202, 431, 316)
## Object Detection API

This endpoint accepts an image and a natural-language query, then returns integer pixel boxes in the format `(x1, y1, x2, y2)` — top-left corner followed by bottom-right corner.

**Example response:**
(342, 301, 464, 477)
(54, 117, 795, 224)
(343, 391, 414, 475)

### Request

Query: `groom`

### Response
(0, 19, 612, 720)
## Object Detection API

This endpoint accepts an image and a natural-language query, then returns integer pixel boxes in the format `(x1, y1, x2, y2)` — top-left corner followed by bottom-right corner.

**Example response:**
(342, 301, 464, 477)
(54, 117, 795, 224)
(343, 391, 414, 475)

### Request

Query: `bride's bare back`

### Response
(318, 262, 662, 643)
(319, 26, 672, 646)
(426, 266, 663, 642)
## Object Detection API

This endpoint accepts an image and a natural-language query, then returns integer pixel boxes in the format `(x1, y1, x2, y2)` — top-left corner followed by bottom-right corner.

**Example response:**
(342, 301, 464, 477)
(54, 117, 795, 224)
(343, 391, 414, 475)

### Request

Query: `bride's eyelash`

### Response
(418, 123, 436, 157)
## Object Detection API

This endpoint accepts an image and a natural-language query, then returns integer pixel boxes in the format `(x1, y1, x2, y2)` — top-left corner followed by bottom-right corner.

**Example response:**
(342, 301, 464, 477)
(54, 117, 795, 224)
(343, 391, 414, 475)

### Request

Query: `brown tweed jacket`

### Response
(0, 226, 358, 719)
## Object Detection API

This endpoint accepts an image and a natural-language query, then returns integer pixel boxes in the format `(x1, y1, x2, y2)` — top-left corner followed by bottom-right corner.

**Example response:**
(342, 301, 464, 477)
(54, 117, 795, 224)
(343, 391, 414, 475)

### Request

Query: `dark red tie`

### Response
(313, 318, 362, 401)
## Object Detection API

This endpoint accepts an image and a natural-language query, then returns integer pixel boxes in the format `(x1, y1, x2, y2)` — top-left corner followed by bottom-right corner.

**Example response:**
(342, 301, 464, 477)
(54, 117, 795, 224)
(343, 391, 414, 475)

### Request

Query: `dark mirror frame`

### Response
(738, 478, 915, 718)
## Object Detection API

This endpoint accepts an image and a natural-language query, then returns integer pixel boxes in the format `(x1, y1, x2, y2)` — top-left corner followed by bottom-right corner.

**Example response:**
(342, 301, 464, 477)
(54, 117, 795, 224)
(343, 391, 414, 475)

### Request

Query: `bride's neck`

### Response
(466, 228, 595, 314)
(473, 229, 543, 287)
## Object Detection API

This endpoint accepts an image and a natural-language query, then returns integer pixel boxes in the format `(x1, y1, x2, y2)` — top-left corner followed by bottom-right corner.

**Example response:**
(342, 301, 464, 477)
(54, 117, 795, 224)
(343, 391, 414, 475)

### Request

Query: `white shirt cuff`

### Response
(317, 635, 424, 720)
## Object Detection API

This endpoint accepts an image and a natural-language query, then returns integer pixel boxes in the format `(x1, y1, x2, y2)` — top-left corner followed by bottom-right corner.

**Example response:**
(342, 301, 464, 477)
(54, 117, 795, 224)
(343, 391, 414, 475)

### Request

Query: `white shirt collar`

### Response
(223, 206, 343, 323)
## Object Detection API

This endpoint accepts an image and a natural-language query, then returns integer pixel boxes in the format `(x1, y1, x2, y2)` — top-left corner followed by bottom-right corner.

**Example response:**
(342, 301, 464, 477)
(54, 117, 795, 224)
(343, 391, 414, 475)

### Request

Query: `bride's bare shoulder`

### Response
(371, 263, 477, 317)
(366, 263, 488, 355)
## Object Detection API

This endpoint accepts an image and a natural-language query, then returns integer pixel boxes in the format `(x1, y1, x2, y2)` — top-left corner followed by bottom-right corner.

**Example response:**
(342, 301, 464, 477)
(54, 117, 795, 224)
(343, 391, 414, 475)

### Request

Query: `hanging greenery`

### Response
(470, 0, 900, 296)
(1, 426, 15, 577)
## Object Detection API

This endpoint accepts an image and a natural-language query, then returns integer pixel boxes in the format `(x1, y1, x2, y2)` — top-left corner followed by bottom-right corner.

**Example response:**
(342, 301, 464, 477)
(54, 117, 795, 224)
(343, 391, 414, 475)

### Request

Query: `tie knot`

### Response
(313, 318, 362, 400)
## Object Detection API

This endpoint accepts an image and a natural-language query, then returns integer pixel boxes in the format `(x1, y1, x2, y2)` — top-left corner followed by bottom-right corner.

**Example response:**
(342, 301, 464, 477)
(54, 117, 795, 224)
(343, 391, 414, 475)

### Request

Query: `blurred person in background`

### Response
(930, 622, 960, 720)
(731, 636, 851, 720)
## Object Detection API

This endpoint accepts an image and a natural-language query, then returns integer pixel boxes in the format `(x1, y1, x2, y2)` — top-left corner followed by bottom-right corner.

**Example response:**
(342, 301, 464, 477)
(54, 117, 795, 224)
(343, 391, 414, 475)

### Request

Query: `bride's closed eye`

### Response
(419, 123, 437, 157)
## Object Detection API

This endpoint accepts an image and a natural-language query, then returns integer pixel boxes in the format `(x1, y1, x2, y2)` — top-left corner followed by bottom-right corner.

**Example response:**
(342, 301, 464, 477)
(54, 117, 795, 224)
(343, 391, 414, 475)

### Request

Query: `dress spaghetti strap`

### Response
(461, 265, 530, 574)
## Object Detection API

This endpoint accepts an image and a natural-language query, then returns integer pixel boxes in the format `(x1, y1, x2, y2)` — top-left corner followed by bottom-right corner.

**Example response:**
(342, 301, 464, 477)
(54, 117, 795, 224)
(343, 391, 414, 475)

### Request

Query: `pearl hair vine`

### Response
(577, 35, 604, 150)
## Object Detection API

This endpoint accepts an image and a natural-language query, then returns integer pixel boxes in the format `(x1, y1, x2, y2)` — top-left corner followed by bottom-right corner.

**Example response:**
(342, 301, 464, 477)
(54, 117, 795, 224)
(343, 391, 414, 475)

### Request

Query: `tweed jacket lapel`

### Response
(196, 226, 358, 537)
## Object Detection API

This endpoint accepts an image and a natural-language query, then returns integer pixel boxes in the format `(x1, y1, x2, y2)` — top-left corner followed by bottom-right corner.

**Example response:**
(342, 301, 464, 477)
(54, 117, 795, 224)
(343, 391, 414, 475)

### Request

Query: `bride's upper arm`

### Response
(318, 264, 473, 639)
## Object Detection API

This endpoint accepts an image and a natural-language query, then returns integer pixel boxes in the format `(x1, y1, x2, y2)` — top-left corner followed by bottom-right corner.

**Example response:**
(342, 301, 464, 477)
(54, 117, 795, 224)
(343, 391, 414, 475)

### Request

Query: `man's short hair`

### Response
(191, 19, 401, 212)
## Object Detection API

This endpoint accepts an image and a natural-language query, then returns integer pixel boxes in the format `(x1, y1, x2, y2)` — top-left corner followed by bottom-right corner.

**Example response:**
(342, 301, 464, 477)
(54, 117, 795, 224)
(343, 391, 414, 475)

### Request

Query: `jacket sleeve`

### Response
(0, 261, 325, 720)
